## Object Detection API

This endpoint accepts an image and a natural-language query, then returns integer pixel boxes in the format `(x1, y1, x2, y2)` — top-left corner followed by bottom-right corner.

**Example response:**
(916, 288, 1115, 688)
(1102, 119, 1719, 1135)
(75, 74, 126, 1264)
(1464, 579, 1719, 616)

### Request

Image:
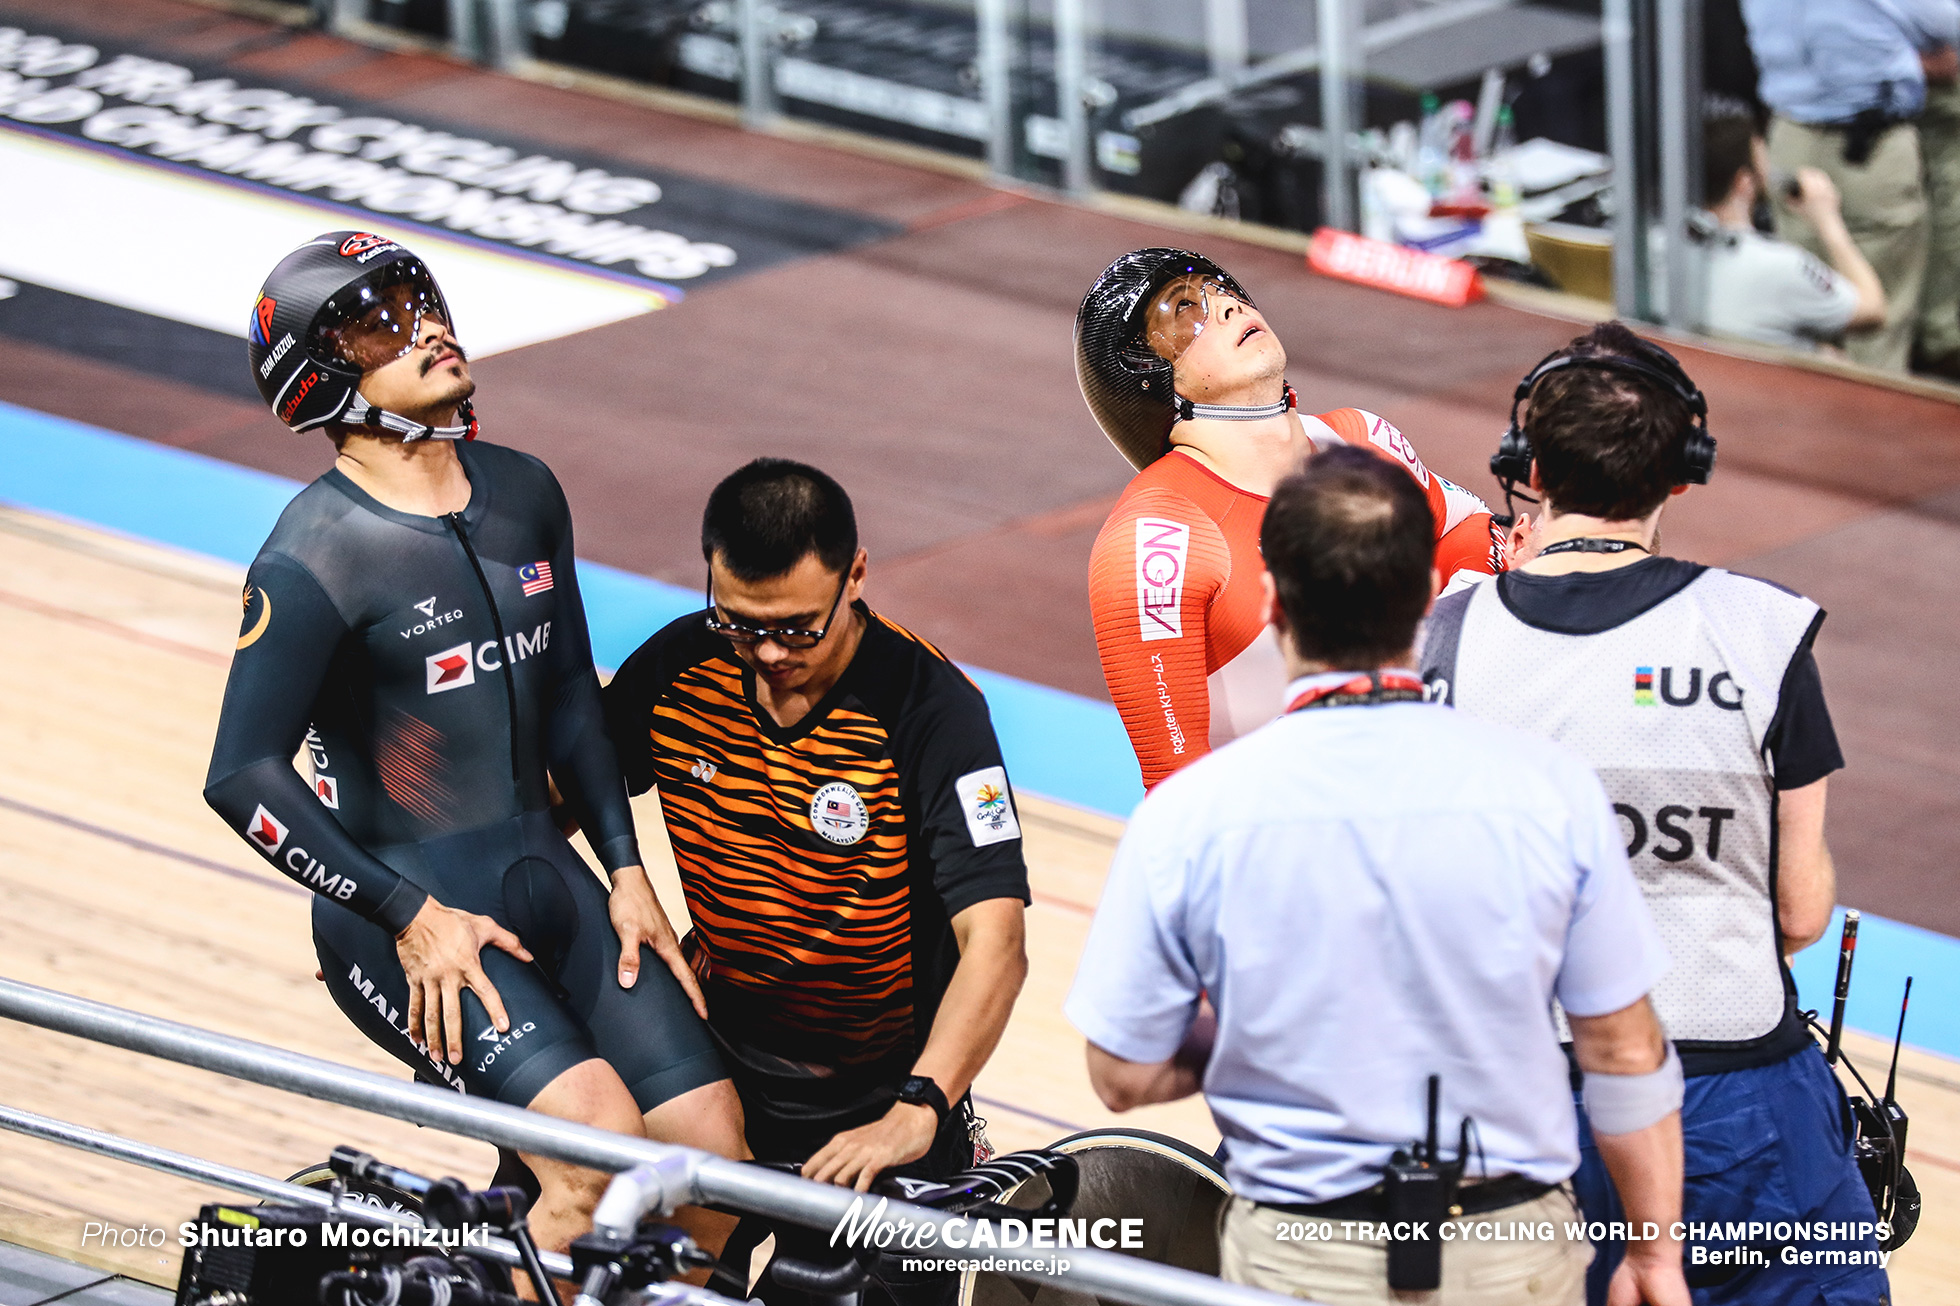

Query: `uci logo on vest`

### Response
(1632, 666, 1743, 710)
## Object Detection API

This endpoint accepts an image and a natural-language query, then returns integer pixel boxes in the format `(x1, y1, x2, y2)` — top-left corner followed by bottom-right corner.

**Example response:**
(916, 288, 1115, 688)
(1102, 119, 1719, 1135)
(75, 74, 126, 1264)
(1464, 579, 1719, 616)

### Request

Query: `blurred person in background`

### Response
(1068, 447, 1688, 1306)
(1742, 0, 1960, 371)
(1700, 101, 1887, 351)
(1914, 48, 1960, 376)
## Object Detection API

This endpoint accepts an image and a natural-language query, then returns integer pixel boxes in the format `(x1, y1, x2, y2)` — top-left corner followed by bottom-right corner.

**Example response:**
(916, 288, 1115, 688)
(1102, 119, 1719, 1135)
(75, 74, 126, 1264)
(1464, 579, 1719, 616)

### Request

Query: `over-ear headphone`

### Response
(1490, 342, 1717, 511)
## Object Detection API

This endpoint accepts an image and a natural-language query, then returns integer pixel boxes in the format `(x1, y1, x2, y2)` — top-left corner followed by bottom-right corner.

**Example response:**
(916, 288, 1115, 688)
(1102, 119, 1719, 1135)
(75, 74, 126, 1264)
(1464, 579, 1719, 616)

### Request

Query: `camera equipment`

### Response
(1489, 339, 1716, 524)
(320, 1256, 521, 1305)
(177, 1146, 750, 1306)
(329, 1148, 556, 1302)
(571, 1222, 722, 1305)
(173, 1201, 519, 1306)
(175, 1202, 370, 1306)
(1806, 913, 1921, 1251)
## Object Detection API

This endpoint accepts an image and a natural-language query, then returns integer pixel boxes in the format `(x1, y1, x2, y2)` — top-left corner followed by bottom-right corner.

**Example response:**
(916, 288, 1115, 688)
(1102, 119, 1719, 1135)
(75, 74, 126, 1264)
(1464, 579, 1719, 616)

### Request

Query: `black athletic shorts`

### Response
(314, 811, 724, 1111)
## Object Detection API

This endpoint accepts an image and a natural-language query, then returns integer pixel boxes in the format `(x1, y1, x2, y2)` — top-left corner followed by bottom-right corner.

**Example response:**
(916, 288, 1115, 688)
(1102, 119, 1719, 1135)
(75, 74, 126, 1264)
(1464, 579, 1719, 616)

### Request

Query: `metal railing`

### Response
(0, 1103, 578, 1280)
(0, 976, 1296, 1306)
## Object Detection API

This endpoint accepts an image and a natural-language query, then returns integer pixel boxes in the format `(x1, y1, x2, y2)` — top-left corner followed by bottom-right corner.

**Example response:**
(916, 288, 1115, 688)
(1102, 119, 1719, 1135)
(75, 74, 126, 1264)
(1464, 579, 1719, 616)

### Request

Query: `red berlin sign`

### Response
(1306, 228, 1484, 308)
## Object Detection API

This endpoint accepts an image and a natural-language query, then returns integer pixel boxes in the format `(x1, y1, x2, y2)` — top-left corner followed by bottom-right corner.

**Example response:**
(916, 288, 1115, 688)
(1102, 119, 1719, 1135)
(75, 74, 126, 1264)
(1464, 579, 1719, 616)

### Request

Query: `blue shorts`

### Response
(1572, 1044, 1889, 1306)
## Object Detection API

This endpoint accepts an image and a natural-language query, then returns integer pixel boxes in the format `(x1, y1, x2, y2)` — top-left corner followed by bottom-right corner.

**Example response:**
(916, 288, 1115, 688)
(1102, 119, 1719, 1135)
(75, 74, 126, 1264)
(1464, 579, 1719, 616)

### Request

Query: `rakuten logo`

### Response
(426, 643, 476, 694)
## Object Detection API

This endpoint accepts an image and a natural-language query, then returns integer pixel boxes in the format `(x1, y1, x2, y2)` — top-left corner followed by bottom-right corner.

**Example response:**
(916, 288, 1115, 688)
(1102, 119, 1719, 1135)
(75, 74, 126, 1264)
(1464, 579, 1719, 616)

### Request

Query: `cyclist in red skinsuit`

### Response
(1075, 250, 1506, 789)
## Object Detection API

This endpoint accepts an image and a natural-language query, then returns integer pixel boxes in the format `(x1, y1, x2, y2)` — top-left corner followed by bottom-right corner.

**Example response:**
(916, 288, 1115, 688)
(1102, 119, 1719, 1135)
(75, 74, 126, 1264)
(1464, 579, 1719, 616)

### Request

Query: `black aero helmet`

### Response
(248, 231, 475, 440)
(1075, 248, 1286, 471)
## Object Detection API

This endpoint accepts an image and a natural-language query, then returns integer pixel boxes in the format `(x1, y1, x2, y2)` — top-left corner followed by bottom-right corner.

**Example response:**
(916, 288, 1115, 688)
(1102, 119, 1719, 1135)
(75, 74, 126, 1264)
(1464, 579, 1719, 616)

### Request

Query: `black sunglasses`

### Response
(703, 568, 849, 650)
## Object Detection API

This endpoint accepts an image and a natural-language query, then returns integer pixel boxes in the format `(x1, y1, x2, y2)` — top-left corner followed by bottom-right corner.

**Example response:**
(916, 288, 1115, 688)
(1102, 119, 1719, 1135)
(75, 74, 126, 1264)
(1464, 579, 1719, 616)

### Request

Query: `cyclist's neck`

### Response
(1168, 409, 1311, 497)
(336, 434, 472, 519)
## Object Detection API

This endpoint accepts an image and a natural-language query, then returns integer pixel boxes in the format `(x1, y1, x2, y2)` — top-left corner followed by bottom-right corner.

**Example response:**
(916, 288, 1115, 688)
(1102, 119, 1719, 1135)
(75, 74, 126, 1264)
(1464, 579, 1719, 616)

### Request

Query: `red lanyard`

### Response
(1285, 671, 1427, 714)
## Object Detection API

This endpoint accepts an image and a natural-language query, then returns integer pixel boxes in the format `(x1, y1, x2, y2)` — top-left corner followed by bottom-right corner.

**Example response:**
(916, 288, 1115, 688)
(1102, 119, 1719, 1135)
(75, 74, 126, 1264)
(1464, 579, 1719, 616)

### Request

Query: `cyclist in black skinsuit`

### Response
(205, 232, 745, 1263)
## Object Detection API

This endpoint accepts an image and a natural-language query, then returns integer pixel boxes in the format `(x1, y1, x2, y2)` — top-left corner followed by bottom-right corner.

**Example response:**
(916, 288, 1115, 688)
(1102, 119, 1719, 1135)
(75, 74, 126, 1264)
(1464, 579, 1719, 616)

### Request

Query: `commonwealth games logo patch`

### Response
(1633, 666, 1656, 706)
(810, 782, 869, 845)
(955, 766, 1021, 848)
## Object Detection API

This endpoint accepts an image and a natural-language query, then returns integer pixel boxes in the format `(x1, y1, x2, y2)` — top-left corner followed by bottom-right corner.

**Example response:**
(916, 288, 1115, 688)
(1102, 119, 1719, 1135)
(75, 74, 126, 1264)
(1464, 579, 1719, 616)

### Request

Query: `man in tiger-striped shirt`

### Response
(603, 459, 1029, 1300)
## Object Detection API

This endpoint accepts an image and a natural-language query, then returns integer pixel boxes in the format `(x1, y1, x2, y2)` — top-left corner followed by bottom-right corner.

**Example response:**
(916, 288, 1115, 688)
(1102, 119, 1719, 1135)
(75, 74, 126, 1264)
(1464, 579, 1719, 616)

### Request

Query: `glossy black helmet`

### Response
(248, 231, 474, 440)
(1074, 248, 1260, 471)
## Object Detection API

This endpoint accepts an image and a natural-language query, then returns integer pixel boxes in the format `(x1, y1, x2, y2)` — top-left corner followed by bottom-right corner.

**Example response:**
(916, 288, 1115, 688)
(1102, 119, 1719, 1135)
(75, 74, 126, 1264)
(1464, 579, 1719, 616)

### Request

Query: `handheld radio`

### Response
(1809, 913, 1921, 1250)
(1383, 1075, 1476, 1291)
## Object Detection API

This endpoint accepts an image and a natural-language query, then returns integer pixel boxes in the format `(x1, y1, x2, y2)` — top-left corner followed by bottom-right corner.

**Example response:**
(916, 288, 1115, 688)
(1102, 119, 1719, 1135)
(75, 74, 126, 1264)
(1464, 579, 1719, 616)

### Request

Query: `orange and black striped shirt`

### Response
(603, 605, 1029, 1075)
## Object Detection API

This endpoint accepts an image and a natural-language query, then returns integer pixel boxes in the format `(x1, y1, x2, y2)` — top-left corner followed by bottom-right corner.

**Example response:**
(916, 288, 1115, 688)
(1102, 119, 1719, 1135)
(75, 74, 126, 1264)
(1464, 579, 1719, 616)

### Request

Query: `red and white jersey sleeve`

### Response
(1090, 410, 1506, 794)
(1313, 407, 1506, 587)
(1087, 485, 1233, 790)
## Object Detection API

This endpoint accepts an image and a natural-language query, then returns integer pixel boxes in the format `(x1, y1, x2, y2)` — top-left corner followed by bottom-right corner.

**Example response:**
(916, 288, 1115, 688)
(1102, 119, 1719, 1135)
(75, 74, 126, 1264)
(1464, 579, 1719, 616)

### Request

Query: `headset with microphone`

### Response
(1490, 342, 1717, 523)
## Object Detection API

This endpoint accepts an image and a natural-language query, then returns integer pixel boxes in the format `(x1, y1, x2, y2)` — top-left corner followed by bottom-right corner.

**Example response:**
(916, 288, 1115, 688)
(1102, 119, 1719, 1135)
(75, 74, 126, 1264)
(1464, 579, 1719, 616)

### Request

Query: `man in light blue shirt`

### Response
(1743, 0, 1960, 369)
(1746, 0, 1957, 122)
(1065, 447, 1690, 1306)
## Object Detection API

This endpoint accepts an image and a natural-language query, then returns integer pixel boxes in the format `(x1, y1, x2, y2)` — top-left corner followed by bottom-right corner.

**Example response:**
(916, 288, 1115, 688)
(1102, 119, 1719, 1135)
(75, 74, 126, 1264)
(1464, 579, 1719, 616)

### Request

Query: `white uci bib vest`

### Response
(1420, 567, 1822, 1055)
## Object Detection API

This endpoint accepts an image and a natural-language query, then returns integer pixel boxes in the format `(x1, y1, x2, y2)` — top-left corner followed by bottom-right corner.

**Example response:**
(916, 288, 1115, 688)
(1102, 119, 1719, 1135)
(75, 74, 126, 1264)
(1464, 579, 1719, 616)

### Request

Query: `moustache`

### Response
(420, 342, 468, 376)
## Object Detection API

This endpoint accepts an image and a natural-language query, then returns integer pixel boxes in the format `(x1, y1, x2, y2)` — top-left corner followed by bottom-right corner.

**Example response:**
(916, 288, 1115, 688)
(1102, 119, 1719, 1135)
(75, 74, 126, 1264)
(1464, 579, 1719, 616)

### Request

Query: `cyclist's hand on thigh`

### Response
(609, 864, 708, 1019)
(395, 899, 533, 1064)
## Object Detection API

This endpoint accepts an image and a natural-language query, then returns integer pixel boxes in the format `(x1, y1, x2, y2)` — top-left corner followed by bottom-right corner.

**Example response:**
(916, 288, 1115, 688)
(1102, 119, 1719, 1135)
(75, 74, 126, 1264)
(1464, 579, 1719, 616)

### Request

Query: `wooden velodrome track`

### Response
(4, 0, 1960, 1300)
(2, 502, 1960, 1301)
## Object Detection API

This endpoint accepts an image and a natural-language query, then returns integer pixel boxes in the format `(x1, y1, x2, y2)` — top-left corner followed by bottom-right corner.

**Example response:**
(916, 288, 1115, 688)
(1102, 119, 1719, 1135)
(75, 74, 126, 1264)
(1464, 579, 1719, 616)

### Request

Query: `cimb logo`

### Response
(425, 624, 554, 694)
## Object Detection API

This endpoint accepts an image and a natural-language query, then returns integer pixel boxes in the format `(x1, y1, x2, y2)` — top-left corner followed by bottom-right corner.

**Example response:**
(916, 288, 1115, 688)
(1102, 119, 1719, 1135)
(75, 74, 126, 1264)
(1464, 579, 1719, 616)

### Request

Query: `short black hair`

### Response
(701, 458, 858, 581)
(1260, 446, 1435, 668)
(1524, 321, 1697, 521)
(1703, 97, 1759, 204)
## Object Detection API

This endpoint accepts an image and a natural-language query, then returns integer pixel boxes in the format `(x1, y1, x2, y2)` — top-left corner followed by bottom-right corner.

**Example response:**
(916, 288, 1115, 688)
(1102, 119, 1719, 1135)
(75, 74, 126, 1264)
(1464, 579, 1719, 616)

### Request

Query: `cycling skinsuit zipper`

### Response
(444, 512, 522, 790)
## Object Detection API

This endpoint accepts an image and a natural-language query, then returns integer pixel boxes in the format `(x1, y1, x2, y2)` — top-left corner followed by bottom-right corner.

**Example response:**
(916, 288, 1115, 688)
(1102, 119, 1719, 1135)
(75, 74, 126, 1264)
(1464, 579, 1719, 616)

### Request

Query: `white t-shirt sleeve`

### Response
(1064, 805, 1204, 1064)
(1765, 244, 1861, 339)
(1552, 763, 1671, 1018)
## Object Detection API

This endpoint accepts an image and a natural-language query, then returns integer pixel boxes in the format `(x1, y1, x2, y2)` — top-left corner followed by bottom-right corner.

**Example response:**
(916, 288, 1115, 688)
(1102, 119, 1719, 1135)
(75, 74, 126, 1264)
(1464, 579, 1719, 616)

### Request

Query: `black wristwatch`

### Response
(896, 1075, 950, 1125)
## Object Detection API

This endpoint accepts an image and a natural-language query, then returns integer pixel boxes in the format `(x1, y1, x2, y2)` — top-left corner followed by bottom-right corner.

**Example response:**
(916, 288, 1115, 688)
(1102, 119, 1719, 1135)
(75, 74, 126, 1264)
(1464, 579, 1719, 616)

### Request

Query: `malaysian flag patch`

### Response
(518, 561, 554, 597)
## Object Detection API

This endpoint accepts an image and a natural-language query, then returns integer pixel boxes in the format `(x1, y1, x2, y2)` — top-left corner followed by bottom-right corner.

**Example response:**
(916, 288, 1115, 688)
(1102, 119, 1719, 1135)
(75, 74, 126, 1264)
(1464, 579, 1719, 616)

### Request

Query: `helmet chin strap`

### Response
(1174, 383, 1296, 423)
(342, 394, 478, 442)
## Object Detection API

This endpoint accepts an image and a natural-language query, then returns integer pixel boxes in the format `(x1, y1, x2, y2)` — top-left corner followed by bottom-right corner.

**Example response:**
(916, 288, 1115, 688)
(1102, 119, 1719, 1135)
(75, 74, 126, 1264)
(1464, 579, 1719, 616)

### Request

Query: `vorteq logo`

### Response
(426, 643, 476, 694)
